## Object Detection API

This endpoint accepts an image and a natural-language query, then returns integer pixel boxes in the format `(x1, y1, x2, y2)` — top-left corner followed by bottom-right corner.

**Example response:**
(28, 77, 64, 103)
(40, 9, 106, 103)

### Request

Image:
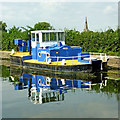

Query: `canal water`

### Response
(1, 65, 120, 118)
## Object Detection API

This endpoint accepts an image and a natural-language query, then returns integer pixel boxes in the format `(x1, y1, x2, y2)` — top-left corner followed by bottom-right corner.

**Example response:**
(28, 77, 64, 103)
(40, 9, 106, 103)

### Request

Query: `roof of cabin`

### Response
(31, 30, 64, 34)
(50, 45, 71, 50)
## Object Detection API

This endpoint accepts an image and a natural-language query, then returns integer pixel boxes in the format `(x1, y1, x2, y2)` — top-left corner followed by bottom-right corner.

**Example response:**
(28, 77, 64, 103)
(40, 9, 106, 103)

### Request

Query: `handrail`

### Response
(49, 55, 90, 65)
(50, 55, 88, 58)
(90, 52, 108, 61)
(45, 52, 108, 65)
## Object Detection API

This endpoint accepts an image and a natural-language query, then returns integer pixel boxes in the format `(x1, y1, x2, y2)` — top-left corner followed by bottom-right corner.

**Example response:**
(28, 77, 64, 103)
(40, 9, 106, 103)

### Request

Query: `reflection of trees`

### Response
(1, 65, 10, 78)
(91, 80, 120, 101)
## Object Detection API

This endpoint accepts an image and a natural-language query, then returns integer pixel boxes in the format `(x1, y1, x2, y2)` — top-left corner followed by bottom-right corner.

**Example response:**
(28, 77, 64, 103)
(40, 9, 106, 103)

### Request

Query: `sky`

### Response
(0, 1, 118, 32)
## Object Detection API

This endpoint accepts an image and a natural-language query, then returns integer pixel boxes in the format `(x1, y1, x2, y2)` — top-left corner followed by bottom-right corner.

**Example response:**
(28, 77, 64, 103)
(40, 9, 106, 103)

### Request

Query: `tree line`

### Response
(1, 21, 120, 56)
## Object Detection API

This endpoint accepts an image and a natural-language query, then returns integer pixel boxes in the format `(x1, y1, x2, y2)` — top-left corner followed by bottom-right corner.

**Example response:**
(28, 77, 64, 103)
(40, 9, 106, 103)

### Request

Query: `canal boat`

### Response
(10, 30, 108, 72)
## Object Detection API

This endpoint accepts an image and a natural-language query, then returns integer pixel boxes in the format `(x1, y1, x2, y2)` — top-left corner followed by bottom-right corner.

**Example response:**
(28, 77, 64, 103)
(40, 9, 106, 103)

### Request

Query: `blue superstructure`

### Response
(13, 30, 103, 65)
(14, 39, 26, 52)
(37, 44, 82, 62)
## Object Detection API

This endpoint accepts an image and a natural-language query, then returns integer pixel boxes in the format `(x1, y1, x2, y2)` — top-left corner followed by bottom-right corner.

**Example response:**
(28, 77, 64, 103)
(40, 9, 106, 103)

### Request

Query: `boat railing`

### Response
(90, 52, 108, 61)
(48, 52, 108, 65)
(50, 55, 89, 65)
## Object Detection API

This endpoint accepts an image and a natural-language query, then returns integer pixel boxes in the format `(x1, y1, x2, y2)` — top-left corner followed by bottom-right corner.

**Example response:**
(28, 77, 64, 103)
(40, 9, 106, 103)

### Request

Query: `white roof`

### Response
(31, 30, 64, 34)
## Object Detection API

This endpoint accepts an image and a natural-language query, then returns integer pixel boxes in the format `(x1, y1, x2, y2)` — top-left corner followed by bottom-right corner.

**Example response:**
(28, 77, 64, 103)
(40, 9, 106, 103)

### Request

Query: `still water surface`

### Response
(1, 65, 120, 118)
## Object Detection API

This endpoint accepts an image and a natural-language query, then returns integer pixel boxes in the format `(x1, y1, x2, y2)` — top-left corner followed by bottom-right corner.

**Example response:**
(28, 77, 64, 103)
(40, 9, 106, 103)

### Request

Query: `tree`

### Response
(34, 22, 54, 30)
(2, 22, 7, 32)
(0, 21, 2, 30)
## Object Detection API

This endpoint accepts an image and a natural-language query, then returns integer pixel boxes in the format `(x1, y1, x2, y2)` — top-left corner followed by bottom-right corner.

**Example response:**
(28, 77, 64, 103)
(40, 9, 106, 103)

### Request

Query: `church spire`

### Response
(84, 17, 89, 32)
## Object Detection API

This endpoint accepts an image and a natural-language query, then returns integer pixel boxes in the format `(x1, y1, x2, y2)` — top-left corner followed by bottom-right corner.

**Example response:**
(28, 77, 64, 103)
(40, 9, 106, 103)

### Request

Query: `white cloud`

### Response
(1, 2, 118, 31)
(103, 5, 115, 14)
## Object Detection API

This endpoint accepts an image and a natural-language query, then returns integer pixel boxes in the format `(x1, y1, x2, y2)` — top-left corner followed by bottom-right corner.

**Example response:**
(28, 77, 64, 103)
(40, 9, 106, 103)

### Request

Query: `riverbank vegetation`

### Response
(1, 22, 120, 56)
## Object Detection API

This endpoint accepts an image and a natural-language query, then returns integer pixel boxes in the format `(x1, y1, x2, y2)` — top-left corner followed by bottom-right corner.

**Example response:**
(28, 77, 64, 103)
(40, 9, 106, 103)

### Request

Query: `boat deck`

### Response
(12, 52, 31, 57)
(11, 52, 90, 66)
(11, 52, 107, 66)
(10, 52, 107, 72)
(24, 59, 90, 66)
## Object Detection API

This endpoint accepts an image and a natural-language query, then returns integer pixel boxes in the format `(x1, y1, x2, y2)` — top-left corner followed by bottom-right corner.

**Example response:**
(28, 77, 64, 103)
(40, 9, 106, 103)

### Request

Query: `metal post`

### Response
(72, 57, 74, 65)
(39, 88, 42, 104)
(57, 57, 59, 65)
(105, 53, 107, 61)
(100, 53, 102, 60)
(35, 91, 37, 103)
(49, 33, 50, 41)
(28, 78, 32, 98)
(56, 32, 58, 41)
(90, 53, 91, 63)
(28, 32, 31, 55)
(35, 33, 37, 42)
(60, 33, 61, 40)
(105, 80, 107, 86)
(63, 32, 65, 41)
(101, 62, 103, 71)
(17, 45, 19, 51)
(46, 54, 47, 63)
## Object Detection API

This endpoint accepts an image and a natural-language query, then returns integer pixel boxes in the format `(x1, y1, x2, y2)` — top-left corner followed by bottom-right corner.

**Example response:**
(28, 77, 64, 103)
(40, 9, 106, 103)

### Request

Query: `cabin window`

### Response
(58, 32, 64, 41)
(42, 33, 45, 42)
(46, 33, 49, 42)
(32, 34, 35, 41)
(38, 52, 41, 57)
(58, 32, 61, 41)
(53, 33, 56, 41)
(50, 33, 54, 41)
(32, 31, 65, 42)
(42, 33, 49, 42)
(36, 34, 39, 42)
(50, 33, 57, 41)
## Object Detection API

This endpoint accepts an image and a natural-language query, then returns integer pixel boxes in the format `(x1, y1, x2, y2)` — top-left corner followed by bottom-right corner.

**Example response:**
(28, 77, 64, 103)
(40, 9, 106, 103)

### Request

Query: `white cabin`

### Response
(31, 30, 65, 48)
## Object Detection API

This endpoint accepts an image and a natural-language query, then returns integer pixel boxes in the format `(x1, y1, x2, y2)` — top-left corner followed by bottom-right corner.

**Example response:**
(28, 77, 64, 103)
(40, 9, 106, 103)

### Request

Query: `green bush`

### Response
(1, 22, 120, 56)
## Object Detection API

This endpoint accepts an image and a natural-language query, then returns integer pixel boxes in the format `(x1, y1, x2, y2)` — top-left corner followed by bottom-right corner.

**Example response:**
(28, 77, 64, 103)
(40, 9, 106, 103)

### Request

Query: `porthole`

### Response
(38, 52, 41, 57)
(38, 79, 41, 84)
(47, 81, 49, 85)
(46, 53, 50, 57)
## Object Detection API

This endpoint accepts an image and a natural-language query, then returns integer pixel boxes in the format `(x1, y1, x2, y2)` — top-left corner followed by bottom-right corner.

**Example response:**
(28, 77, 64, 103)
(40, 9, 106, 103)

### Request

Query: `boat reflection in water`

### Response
(10, 73, 101, 104)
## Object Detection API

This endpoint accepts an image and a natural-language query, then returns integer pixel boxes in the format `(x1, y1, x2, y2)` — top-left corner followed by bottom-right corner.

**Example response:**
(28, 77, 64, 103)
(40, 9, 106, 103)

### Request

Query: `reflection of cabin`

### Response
(30, 87, 64, 104)
(29, 74, 64, 104)
(13, 73, 95, 104)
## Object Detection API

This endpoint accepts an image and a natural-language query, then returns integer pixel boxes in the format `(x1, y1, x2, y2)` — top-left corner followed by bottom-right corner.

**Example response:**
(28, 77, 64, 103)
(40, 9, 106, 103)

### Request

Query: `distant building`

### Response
(84, 17, 89, 32)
